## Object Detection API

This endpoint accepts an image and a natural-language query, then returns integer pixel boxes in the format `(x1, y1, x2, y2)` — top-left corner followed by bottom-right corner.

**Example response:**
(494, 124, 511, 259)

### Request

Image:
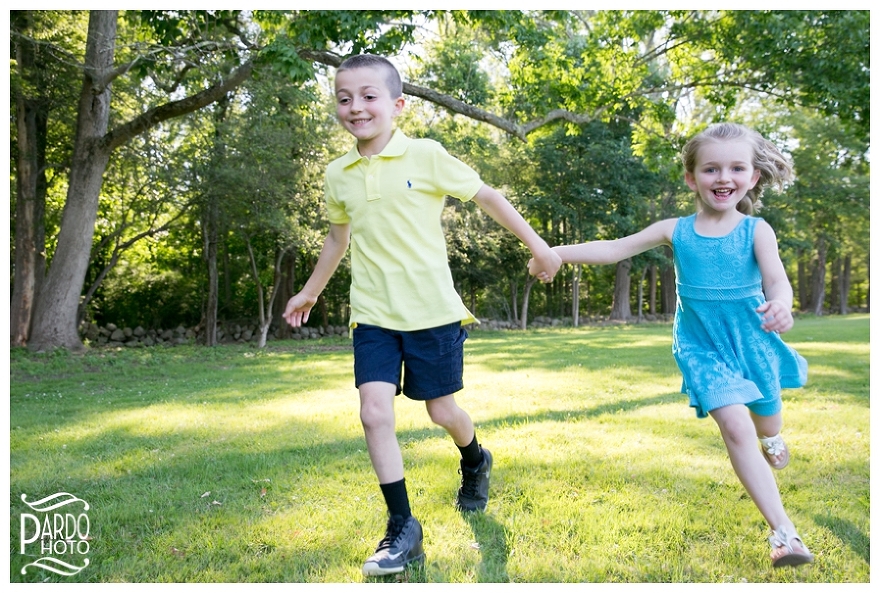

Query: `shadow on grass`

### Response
(813, 514, 870, 564)
(364, 561, 428, 584)
(462, 510, 510, 582)
(10, 317, 870, 582)
(10, 400, 867, 582)
(477, 392, 683, 432)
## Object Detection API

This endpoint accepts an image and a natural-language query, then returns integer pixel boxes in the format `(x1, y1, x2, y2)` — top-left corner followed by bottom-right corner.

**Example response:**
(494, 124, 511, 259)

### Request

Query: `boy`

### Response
(283, 54, 561, 577)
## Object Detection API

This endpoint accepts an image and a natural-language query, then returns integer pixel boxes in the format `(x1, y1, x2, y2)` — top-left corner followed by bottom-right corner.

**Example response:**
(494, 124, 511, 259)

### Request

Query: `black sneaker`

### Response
(362, 514, 424, 576)
(456, 447, 492, 512)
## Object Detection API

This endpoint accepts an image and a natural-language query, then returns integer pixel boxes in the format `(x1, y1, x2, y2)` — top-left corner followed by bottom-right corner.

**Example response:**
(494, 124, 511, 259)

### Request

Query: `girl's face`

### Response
(685, 139, 760, 214)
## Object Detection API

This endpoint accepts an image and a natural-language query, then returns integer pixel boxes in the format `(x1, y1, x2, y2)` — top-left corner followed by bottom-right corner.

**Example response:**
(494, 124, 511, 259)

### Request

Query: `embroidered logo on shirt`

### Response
(406, 180, 412, 188)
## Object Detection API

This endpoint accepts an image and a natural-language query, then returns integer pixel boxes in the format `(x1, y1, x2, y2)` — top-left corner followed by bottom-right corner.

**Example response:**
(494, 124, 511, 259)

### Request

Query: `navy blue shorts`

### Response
(352, 322, 467, 400)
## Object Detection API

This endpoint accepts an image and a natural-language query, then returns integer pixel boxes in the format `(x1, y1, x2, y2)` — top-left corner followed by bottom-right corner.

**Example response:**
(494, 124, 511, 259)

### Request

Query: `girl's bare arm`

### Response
(753, 219, 795, 333)
(544, 218, 677, 268)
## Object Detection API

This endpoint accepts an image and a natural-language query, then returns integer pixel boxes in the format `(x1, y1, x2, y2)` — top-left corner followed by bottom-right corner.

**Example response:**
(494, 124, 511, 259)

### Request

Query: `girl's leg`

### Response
(424, 393, 476, 447)
(709, 404, 794, 532)
(751, 411, 782, 439)
(359, 381, 404, 484)
(751, 411, 787, 468)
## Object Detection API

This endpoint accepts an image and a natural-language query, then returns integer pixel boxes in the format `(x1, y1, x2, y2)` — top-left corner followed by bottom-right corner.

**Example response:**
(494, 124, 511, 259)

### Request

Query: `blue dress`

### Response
(671, 214, 808, 418)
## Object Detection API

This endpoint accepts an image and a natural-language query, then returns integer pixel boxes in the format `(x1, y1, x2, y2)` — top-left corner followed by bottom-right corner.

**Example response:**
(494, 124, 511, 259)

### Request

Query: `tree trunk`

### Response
(808, 236, 827, 315)
(660, 247, 676, 315)
(509, 280, 519, 324)
(223, 241, 232, 308)
(649, 264, 657, 315)
(636, 266, 648, 322)
(610, 259, 633, 321)
(840, 254, 851, 315)
(797, 248, 808, 311)
(829, 258, 840, 313)
(28, 11, 117, 351)
(245, 238, 288, 348)
(318, 295, 330, 328)
(10, 11, 48, 347)
(202, 197, 220, 346)
(520, 276, 538, 330)
(23, 10, 255, 351)
(572, 264, 582, 327)
(273, 250, 296, 340)
(202, 96, 232, 347)
(258, 248, 289, 348)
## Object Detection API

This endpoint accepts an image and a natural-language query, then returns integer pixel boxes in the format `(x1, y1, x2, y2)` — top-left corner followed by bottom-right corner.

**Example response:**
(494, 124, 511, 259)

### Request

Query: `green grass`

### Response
(8, 315, 870, 583)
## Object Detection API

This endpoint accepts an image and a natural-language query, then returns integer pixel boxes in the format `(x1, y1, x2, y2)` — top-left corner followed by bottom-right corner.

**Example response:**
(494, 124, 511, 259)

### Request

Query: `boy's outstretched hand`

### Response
(528, 246, 562, 283)
(282, 292, 317, 328)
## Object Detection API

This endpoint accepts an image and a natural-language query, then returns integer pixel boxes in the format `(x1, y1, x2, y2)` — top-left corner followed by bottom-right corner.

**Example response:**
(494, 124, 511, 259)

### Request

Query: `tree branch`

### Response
(299, 49, 604, 141)
(79, 204, 191, 319)
(103, 59, 255, 152)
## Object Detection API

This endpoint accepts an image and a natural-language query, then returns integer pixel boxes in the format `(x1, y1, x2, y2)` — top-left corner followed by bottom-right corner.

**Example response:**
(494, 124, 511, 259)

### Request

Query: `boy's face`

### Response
(335, 66, 405, 156)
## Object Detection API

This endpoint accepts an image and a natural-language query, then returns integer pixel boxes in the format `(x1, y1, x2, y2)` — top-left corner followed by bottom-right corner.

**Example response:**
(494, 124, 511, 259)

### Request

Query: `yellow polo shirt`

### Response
(325, 130, 483, 331)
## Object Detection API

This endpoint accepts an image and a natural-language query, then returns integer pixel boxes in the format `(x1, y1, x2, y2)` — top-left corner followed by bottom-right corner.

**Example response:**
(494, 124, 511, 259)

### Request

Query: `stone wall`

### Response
(79, 314, 675, 347)
(78, 321, 349, 347)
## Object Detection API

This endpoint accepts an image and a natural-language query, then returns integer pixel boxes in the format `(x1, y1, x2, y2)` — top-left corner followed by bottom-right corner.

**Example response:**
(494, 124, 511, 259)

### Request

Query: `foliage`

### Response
(705, 11, 870, 143)
(258, 10, 423, 81)
(9, 10, 870, 341)
(510, 120, 679, 316)
(10, 10, 88, 259)
(410, 17, 493, 107)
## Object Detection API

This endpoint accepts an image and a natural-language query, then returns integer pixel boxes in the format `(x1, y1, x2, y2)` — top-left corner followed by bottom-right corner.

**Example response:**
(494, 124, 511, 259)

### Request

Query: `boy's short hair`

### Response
(337, 54, 403, 98)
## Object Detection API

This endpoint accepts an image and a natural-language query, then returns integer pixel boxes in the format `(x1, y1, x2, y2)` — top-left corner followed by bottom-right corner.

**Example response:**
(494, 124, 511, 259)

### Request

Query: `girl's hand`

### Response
(756, 300, 794, 334)
(528, 257, 551, 282)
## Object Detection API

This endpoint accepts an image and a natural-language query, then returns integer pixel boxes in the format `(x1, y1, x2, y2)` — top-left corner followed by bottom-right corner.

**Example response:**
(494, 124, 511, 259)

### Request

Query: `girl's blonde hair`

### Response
(681, 122, 793, 214)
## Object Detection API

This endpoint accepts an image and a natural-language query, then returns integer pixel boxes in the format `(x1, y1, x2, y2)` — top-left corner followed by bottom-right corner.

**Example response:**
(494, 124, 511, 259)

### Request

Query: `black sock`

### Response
(457, 434, 483, 468)
(379, 479, 411, 519)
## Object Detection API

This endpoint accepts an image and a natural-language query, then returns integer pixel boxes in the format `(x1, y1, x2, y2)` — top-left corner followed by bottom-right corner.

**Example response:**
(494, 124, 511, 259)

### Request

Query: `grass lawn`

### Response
(8, 315, 870, 583)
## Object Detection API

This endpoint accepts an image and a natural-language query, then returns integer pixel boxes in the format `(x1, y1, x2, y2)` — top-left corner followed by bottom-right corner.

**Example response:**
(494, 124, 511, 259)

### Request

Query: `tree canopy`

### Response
(9, 10, 870, 350)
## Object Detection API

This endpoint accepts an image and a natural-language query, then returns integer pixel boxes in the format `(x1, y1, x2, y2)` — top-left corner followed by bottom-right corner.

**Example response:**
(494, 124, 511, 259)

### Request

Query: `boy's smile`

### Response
(335, 66, 405, 157)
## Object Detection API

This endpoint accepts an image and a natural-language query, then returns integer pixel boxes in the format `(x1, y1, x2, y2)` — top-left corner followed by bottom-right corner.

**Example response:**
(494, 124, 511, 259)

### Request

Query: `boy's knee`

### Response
(426, 399, 459, 428)
(360, 401, 392, 431)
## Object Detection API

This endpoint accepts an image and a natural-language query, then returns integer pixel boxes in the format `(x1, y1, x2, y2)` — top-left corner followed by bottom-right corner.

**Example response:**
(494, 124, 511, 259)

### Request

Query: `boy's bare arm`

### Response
(471, 185, 562, 281)
(283, 222, 350, 327)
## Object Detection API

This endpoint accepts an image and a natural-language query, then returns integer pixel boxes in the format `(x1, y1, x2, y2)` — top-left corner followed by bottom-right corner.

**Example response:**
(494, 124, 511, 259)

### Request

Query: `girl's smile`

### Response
(685, 139, 761, 215)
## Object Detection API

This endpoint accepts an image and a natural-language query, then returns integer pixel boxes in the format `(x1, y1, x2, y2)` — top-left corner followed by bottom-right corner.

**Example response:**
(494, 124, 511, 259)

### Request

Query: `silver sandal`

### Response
(759, 434, 790, 470)
(769, 526, 813, 567)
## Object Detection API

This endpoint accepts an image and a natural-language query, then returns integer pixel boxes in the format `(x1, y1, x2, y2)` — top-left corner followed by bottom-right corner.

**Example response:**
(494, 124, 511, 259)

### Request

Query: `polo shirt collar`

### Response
(339, 129, 410, 168)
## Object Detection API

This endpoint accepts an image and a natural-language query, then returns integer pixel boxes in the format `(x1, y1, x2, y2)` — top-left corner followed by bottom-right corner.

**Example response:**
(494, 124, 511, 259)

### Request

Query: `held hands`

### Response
(757, 300, 794, 334)
(282, 292, 318, 328)
(528, 245, 562, 283)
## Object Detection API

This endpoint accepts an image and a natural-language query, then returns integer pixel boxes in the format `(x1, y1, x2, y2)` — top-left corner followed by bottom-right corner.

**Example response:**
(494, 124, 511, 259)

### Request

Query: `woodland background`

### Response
(8, 10, 871, 351)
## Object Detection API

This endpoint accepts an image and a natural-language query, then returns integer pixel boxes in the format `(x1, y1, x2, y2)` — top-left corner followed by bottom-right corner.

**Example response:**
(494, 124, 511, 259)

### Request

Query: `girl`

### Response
(532, 122, 813, 567)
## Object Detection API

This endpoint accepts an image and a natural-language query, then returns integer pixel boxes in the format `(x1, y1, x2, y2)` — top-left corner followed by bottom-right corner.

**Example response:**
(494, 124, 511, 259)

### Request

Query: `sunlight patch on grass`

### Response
(789, 341, 869, 354)
(9, 316, 869, 583)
